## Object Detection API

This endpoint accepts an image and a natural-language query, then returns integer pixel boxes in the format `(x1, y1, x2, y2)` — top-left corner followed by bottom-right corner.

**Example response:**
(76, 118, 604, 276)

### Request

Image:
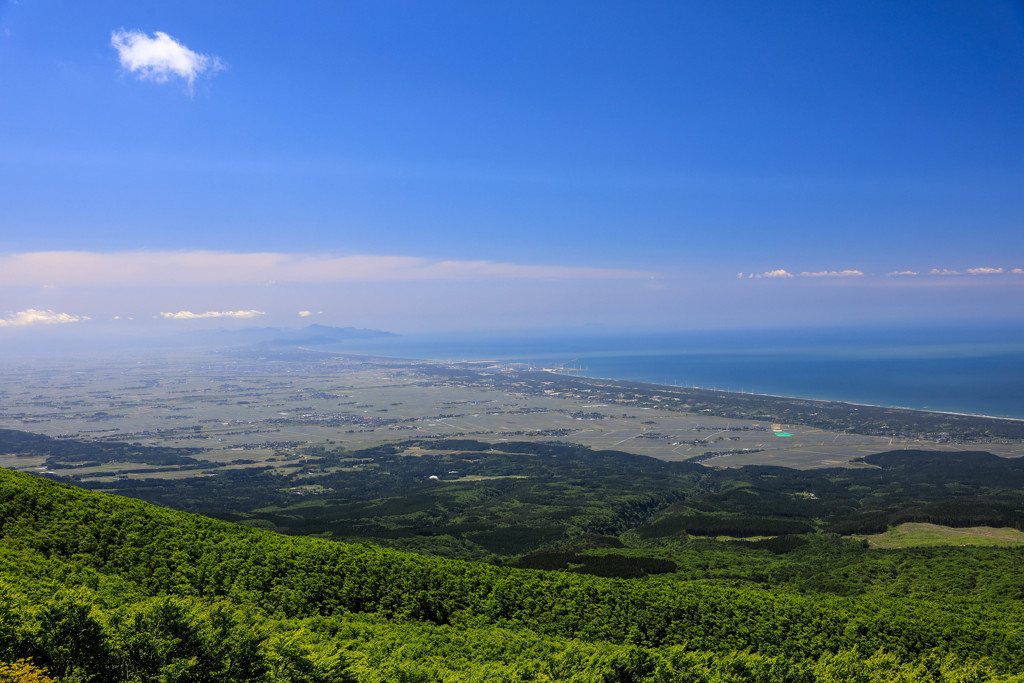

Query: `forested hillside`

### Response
(3, 467, 1024, 681)
(22, 434, 1018, 603)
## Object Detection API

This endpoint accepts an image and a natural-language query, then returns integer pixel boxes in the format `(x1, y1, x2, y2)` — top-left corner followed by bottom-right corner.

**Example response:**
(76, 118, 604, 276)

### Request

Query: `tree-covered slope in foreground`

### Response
(2, 468, 1024, 682)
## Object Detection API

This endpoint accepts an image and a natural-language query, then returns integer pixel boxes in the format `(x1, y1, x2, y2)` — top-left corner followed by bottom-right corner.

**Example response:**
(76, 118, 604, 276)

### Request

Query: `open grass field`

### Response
(860, 522, 1024, 548)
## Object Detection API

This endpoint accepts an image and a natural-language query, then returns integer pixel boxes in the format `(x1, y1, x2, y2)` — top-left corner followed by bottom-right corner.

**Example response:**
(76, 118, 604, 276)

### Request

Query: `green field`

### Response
(861, 522, 1024, 548)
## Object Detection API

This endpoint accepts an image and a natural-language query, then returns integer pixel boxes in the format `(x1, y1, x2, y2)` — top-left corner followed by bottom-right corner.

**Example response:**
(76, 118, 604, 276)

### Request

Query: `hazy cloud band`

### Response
(0, 251, 656, 288)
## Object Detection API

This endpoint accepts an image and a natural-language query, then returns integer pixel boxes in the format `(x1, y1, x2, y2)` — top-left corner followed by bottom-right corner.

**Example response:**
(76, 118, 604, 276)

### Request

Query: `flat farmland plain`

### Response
(1, 350, 1022, 481)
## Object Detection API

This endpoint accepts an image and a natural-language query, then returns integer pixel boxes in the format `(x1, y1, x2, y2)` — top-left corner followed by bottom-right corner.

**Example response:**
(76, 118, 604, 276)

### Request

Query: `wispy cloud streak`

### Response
(159, 310, 265, 320)
(738, 269, 794, 279)
(741, 266, 1021, 283)
(800, 270, 863, 278)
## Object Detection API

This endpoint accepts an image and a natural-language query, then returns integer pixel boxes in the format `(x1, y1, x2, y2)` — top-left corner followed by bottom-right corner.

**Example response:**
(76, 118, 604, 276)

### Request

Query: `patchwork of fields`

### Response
(2, 350, 1021, 484)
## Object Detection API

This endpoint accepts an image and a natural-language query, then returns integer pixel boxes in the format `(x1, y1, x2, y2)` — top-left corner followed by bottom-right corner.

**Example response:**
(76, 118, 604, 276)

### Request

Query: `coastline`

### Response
(548, 370, 1024, 424)
(304, 341, 1024, 428)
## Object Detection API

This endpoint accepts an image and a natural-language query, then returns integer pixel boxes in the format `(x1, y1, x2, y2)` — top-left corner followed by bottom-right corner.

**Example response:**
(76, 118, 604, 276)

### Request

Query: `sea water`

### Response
(324, 324, 1024, 420)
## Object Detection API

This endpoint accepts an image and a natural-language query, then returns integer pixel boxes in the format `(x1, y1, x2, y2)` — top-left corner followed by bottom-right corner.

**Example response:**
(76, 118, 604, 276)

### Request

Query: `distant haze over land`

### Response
(197, 323, 397, 348)
(0, 323, 396, 358)
(2, 321, 1022, 420)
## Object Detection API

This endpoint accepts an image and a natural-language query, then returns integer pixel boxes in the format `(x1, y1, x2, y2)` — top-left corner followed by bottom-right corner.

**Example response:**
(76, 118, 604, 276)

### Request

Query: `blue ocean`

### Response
(327, 324, 1024, 420)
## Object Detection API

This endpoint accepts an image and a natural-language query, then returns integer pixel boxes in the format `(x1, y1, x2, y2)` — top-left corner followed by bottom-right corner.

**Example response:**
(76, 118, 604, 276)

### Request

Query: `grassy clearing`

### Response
(859, 522, 1024, 549)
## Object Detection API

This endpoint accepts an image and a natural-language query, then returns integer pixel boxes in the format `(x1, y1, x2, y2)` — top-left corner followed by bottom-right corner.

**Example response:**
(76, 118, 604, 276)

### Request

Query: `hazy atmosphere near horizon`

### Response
(1, 1, 1023, 335)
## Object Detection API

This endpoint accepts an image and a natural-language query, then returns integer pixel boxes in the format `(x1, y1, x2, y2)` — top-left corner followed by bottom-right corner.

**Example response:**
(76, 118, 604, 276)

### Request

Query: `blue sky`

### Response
(1, 1, 1023, 333)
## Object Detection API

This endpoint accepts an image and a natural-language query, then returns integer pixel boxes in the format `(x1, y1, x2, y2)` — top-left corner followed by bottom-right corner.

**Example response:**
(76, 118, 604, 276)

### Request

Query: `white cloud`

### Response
(967, 267, 1003, 275)
(1013, 268, 1024, 275)
(0, 251, 656, 288)
(159, 310, 265, 320)
(0, 309, 90, 327)
(298, 310, 313, 317)
(887, 270, 918, 277)
(111, 29, 223, 92)
(929, 268, 960, 276)
(742, 269, 795, 279)
(748, 269, 794, 279)
(800, 270, 864, 278)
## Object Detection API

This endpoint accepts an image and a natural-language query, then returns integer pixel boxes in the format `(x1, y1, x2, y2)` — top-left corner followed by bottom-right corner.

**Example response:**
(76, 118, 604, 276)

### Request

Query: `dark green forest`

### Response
(36, 435, 1024, 597)
(4, 425, 1024, 680)
(3, 465, 1024, 681)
